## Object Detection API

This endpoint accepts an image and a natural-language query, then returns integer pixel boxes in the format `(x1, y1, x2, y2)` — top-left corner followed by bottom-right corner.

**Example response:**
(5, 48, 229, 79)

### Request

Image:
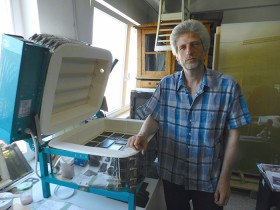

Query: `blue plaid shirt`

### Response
(145, 68, 252, 192)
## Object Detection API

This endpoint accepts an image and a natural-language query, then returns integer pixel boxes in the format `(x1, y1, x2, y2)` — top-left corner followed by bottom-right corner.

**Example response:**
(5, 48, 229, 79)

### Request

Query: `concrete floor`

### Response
(225, 190, 257, 210)
(188, 189, 257, 210)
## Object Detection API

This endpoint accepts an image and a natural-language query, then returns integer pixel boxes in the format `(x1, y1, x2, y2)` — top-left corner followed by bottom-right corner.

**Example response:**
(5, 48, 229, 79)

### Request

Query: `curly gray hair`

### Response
(170, 19, 210, 55)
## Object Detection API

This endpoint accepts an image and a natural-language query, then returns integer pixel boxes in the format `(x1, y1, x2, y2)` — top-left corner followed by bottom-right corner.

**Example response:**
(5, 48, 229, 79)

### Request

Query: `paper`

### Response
(257, 163, 280, 191)
(29, 199, 86, 210)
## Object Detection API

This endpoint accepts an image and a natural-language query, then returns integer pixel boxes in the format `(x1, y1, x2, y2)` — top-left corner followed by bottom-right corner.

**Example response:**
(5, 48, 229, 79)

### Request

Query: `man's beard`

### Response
(181, 58, 204, 71)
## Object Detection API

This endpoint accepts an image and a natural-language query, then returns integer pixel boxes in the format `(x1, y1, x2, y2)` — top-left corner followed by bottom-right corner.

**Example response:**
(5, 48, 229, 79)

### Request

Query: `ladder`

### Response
(154, 0, 190, 52)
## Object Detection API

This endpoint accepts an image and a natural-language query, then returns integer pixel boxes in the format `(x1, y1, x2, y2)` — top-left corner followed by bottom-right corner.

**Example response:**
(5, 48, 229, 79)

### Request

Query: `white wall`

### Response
(10, 0, 39, 38)
(37, 0, 76, 39)
(75, 1, 94, 43)
(33, 0, 158, 44)
(36, 0, 93, 43)
(17, 0, 280, 42)
(34, 0, 156, 43)
(21, 0, 40, 38)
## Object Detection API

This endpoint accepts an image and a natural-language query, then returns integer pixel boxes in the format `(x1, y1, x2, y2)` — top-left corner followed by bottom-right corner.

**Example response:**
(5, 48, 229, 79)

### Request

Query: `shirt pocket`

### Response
(187, 144, 214, 163)
(192, 111, 218, 128)
(203, 112, 217, 123)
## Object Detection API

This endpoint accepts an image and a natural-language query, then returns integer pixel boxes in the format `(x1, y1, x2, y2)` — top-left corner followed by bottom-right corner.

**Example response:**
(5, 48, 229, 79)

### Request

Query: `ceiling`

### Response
(142, 0, 196, 14)
(142, 0, 280, 15)
(140, 0, 280, 24)
(143, 0, 159, 13)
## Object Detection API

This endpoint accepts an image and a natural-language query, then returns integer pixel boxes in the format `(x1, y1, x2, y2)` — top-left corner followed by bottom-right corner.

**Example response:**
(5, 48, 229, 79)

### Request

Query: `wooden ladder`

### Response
(154, 0, 190, 52)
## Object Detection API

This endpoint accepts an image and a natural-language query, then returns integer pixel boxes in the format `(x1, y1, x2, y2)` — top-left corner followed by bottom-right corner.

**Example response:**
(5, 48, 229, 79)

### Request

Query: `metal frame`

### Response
(38, 143, 137, 210)
(154, 0, 190, 51)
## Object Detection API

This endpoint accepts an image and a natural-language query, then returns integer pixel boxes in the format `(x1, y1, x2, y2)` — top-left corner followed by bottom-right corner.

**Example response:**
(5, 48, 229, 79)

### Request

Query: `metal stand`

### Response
(38, 144, 136, 210)
(33, 113, 139, 210)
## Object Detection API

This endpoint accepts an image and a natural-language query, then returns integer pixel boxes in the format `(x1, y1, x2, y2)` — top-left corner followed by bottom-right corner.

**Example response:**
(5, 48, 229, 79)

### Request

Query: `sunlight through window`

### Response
(92, 8, 128, 113)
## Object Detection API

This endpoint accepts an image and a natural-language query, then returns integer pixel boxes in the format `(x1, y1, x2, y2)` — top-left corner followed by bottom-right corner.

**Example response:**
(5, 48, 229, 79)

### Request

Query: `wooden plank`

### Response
(230, 172, 259, 192)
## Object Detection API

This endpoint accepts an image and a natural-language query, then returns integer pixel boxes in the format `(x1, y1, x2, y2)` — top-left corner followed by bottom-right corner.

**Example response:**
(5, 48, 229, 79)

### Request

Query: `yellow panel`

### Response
(217, 21, 280, 116)
(216, 21, 280, 175)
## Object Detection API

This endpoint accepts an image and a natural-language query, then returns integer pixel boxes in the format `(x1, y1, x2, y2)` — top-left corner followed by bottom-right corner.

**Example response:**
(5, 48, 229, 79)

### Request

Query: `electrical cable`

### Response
(53, 185, 76, 200)
(24, 128, 76, 200)
(24, 128, 41, 179)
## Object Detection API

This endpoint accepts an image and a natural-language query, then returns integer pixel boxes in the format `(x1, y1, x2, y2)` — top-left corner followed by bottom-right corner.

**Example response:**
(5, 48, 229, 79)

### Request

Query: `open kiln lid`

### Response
(39, 43, 112, 135)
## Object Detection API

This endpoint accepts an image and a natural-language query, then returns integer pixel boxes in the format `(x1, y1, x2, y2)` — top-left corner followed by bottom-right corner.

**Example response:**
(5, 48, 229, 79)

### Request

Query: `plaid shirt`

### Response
(145, 68, 252, 192)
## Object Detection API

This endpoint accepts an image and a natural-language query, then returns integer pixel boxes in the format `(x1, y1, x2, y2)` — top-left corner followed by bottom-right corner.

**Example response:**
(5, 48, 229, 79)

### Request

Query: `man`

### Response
(128, 19, 251, 210)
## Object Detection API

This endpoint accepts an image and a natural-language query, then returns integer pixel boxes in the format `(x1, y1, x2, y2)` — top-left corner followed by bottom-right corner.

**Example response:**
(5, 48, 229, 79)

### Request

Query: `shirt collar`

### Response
(176, 68, 214, 91)
(204, 68, 220, 89)
(177, 70, 184, 91)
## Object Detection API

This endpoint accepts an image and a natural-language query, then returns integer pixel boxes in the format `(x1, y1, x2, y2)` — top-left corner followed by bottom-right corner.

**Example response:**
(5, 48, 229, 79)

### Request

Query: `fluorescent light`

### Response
(95, 0, 140, 25)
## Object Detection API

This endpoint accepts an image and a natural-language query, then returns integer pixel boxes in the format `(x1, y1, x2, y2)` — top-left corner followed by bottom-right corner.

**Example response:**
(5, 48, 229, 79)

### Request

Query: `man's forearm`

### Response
(219, 129, 240, 182)
(138, 115, 159, 139)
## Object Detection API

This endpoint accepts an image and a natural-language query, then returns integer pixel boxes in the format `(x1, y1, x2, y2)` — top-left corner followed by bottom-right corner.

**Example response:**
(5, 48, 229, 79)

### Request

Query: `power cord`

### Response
(24, 128, 76, 200)
(53, 185, 76, 200)
(24, 128, 41, 179)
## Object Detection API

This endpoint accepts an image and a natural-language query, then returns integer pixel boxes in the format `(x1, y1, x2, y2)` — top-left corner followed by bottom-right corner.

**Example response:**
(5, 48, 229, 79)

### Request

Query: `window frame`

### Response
(92, 2, 138, 117)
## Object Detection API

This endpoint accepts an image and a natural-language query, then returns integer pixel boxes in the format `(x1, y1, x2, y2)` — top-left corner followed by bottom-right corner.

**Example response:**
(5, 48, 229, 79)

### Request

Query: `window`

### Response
(92, 7, 137, 115)
(125, 27, 137, 106)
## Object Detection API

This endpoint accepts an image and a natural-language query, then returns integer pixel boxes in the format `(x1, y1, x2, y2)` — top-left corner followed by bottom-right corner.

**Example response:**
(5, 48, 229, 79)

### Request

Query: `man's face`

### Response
(176, 32, 206, 71)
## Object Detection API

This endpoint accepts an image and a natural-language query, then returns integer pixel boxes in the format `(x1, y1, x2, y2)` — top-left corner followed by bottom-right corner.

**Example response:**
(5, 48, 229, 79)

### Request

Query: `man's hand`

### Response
(127, 135, 148, 155)
(127, 115, 158, 155)
(214, 178, 231, 206)
(215, 129, 239, 206)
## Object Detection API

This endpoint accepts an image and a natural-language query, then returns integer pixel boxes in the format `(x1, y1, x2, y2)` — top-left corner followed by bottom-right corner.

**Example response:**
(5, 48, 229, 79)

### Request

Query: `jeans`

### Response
(163, 180, 223, 210)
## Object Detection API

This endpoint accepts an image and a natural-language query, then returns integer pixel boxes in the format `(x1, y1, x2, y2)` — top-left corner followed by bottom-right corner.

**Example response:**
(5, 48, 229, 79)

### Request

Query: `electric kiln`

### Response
(0, 34, 153, 210)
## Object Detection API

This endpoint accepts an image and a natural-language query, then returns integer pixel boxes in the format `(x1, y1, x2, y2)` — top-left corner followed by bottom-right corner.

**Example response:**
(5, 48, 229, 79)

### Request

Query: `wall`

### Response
(10, 0, 39, 38)
(216, 21, 280, 174)
(36, 0, 93, 43)
(33, 0, 156, 43)
(191, 0, 280, 23)
(75, 1, 94, 43)
(18, 0, 280, 42)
